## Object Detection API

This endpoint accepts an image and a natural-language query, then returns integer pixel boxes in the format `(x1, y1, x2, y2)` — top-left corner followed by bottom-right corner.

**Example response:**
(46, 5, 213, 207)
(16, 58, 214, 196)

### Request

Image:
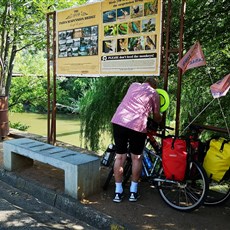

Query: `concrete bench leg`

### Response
(65, 162, 100, 200)
(4, 150, 33, 171)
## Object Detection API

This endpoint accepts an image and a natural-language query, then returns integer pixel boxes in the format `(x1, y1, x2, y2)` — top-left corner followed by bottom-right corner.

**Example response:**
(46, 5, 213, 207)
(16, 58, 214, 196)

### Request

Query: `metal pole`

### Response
(163, 0, 171, 91)
(46, 13, 51, 143)
(161, 0, 172, 134)
(175, 0, 186, 136)
(52, 11, 57, 145)
(160, 0, 166, 76)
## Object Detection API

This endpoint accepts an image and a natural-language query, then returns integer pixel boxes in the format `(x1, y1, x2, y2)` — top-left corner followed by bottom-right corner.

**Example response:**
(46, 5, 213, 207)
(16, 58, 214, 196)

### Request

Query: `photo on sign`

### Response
(144, 1, 158, 16)
(128, 36, 144, 52)
(102, 39, 116, 53)
(117, 38, 128, 52)
(117, 23, 128, 35)
(142, 18, 156, 32)
(130, 4, 144, 18)
(103, 10, 116, 23)
(58, 25, 98, 57)
(129, 20, 141, 34)
(104, 24, 118, 37)
(117, 6, 130, 21)
(145, 35, 157, 50)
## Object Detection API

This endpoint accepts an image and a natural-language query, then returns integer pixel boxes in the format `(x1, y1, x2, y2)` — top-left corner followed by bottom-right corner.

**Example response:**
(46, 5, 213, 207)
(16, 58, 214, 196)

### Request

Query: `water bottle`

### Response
(143, 150, 153, 171)
(101, 144, 115, 166)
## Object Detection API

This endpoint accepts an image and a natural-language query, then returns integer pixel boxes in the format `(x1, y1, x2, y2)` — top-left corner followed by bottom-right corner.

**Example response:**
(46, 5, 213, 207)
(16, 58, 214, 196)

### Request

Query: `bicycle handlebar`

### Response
(164, 125, 174, 131)
(147, 123, 174, 132)
(147, 117, 174, 132)
(147, 125, 174, 140)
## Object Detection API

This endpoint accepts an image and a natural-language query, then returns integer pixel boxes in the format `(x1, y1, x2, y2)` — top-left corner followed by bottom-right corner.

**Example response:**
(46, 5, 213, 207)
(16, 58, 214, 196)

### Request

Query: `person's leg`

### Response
(112, 124, 128, 202)
(130, 153, 142, 193)
(129, 130, 146, 201)
(130, 153, 143, 184)
(128, 153, 142, 201)
(113, 154, 127, 202)
(114, 153, 127, 190)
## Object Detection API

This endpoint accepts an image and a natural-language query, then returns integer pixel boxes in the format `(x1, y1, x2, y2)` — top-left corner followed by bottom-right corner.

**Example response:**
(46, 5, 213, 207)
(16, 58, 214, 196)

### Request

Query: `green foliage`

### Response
(0, 0, 87, 96)
(14, 50, 47, 77)
(9, 76, 48, 112)
(9, 76, 72, 113)
(9, 75, 92, 114)
(178, 0, 230, 136)
(58, 77, 94, 101)
(79, 76, 151, 150)
(10, 121, 29, 131)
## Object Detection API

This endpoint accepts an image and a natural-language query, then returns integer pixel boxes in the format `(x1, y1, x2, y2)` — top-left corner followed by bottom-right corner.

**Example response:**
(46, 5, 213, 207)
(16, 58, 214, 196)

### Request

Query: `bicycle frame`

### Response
(141, 127, 209, 211)
(102, 124, 209, 211)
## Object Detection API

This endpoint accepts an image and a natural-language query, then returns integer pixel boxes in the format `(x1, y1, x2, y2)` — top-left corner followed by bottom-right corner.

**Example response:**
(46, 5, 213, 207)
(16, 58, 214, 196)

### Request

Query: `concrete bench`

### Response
(3, 138, 100, 200)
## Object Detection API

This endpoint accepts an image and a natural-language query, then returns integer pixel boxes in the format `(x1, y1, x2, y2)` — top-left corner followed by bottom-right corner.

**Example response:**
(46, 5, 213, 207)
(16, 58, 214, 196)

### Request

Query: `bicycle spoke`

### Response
(157, 161, 208, 211)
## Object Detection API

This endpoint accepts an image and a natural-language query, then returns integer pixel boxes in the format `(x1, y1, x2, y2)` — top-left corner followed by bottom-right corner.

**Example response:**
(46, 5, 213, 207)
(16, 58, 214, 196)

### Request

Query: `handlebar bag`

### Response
(203, 137, 230, 182)
(162, 137, 187, 181)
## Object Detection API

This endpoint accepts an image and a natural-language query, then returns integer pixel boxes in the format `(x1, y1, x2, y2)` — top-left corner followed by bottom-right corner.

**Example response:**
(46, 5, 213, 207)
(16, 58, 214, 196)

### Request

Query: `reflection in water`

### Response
(9, 112, 110, 153)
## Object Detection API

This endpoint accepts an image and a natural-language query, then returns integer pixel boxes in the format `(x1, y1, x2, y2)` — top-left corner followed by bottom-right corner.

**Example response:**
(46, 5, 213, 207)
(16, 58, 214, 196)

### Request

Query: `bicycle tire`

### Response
(204, 178, 230, 206)
(157, 161, 208, 212)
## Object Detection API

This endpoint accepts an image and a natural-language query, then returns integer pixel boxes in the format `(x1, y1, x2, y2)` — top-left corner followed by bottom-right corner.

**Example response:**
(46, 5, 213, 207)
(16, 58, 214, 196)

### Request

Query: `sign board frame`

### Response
(56, 0, 163, 77)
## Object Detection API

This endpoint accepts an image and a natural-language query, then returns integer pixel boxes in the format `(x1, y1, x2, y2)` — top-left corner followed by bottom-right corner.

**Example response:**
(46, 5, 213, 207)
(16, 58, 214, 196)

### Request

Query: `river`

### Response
(9, 112, 110, 153)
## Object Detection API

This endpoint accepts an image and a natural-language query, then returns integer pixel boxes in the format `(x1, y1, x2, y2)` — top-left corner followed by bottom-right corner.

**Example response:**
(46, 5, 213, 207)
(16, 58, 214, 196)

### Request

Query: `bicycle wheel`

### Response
(204, 177, 230, 206)
(157, 161, 208, 212)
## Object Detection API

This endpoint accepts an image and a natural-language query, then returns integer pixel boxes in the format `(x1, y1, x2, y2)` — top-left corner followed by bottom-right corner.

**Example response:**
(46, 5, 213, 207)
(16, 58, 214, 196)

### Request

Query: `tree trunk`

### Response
(0, 96, 9, 138)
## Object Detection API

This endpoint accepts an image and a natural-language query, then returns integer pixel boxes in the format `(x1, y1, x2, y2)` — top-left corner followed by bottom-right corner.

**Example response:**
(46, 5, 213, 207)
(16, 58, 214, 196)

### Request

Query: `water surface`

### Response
(9, 112, 110, 153)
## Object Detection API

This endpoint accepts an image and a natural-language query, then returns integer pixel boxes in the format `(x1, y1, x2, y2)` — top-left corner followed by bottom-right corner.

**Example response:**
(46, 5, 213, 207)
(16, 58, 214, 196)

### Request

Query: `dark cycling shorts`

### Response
(113, 124, 146, 155)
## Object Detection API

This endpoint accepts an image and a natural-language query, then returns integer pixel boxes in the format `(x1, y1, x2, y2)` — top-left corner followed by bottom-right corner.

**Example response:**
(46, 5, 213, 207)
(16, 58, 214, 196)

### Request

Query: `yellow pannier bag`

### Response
(203, 138, 230, 182)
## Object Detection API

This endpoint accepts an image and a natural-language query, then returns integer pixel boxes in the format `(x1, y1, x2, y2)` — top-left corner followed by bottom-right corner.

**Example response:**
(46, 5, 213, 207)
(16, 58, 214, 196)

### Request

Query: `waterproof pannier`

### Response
(162, 137, 188, 181)
(203, 137, 230, 182)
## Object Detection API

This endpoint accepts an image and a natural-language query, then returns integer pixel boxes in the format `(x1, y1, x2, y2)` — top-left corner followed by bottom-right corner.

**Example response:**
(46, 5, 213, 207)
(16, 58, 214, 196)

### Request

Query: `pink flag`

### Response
(177, 41, 206, 74)
(210, 74, 230, 98)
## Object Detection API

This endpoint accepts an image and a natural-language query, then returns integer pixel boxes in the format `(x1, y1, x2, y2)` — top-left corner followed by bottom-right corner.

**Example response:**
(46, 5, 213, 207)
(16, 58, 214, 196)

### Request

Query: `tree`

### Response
(179, 0, 230, 137)
(0, 0, 86, 96)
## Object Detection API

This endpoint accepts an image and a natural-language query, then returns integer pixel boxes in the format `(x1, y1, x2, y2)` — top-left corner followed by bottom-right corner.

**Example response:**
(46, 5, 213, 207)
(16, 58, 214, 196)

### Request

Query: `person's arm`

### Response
(152, 92, 162, 123)
(153, 110, 162, 123)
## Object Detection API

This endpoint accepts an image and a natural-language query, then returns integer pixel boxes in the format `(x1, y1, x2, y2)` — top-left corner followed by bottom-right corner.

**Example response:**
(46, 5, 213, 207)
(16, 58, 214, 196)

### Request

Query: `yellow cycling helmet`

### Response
(156, 89, 170, 112)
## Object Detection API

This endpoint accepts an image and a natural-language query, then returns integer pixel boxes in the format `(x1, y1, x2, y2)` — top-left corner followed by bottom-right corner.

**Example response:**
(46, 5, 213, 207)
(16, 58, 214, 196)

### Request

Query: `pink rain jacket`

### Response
(111, 82, 160, 133)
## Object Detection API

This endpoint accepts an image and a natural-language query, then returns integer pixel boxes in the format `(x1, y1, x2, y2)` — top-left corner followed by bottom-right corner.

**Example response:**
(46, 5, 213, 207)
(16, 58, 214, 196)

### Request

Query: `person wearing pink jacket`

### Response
(111, 77, 162, 202)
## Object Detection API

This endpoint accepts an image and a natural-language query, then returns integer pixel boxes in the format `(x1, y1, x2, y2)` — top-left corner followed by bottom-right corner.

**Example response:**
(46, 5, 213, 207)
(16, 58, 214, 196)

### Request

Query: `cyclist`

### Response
(111, 77, 162, 202)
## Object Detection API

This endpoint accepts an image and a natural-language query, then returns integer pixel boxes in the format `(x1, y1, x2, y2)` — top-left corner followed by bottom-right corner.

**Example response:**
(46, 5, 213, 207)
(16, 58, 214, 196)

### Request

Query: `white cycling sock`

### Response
(115, 182, 123, 193)
(130, 181, 138, 193)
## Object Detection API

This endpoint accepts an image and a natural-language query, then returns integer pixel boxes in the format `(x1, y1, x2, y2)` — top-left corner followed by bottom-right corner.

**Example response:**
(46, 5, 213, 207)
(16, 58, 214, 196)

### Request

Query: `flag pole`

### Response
(208, 70, 230, 138)
(181, 98, 215, 134)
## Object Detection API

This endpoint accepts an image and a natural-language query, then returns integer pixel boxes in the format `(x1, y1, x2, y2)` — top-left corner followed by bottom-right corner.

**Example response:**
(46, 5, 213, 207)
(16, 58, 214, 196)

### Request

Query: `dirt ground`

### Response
(3, 154, 230, 230)
(85, 166, 230, 230)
